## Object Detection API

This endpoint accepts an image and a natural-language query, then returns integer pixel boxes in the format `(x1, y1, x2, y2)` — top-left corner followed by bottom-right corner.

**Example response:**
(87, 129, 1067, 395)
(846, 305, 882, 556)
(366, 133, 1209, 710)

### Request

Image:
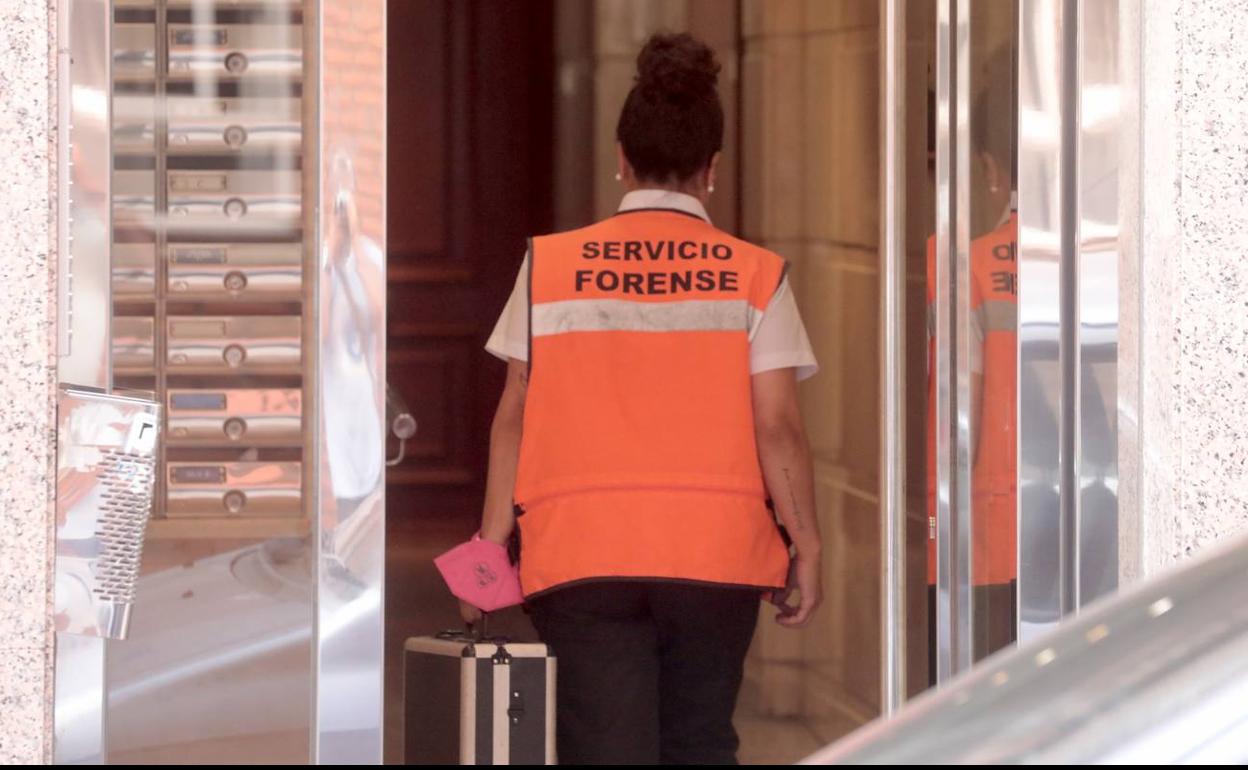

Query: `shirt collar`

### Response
(995, 190, 1019, 230)
(617, 189, 712, 224)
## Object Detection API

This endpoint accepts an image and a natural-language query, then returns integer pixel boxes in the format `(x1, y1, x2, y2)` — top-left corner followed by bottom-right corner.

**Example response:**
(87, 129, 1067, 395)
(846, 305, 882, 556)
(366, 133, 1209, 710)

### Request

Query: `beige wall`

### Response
(738, 0, 883, 739)
(0, 0, 56, 764)
(585, 0, 741, 229)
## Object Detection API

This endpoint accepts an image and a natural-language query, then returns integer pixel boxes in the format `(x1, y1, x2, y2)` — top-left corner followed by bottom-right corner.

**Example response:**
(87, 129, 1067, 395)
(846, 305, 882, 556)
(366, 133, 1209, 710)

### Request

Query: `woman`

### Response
(463, 33, 823, 765)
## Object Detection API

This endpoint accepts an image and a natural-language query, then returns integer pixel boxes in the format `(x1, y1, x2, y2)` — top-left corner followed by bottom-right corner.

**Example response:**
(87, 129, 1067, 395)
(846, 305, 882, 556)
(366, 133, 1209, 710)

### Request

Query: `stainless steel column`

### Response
(1074, 0, 1120, 609)
(313, 0, 387, 762)
(1017, 0, 1121, 640)
(54, 0, 113, 763)
(1017, 0, 1076, 642)
(57, 0, 112, 388)
(933, 0, 974, 681)
(879, 0, 907, 714)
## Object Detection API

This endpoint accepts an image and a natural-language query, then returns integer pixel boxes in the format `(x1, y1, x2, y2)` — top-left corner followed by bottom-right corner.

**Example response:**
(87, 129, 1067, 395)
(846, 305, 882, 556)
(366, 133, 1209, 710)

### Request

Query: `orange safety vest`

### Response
(925, 213, 1018, 586)
(513, 208, 792, 599)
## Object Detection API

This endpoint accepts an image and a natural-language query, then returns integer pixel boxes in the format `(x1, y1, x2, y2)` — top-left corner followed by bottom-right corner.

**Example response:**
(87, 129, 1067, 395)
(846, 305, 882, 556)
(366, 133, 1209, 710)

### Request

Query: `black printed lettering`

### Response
(597, 270, 620, 290)
(991, 270, 1017, 295)
(572, 267, 746, 295)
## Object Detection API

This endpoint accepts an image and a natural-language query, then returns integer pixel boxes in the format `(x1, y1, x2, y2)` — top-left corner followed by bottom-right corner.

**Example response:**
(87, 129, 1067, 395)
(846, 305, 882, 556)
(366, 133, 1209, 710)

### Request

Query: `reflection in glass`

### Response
(924, 0, 1020, 677)
(107, 0, 313, 762)
(965, 20, 1019, 662)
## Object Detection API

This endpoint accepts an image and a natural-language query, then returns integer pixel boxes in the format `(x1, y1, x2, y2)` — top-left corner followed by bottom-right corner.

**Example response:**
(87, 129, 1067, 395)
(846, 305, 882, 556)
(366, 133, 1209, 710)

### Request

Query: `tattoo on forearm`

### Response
(782, 467, 805, 530)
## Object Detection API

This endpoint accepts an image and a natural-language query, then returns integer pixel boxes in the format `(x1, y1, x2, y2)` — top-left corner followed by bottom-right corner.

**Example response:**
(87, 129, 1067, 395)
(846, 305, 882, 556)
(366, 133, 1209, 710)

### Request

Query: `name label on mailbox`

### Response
(170, 466, 227, 484)
(171, 246, 228, 264)
(171, 29, 228, 47)
(169, 174, 227, 193)
(170, 393, 228, 411)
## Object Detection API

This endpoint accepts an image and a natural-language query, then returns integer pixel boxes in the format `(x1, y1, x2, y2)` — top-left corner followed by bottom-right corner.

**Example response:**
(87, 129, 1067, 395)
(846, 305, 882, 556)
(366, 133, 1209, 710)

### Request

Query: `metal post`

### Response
(313, 0, 387, 761)
(879, 0, 907, 715)
(54, 0, 114, 762)
(933, 0, 975, 683)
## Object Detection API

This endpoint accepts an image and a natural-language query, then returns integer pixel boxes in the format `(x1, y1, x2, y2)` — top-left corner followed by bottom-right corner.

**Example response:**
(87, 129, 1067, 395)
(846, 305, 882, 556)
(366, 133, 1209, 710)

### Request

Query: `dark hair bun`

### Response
(635, 33, 720, 105)
(616, 32, 724, 183)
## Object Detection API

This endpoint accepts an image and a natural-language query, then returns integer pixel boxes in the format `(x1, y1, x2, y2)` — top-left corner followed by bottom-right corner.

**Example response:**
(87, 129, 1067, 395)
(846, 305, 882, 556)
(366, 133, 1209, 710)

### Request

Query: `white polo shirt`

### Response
(485, 189, 819, 381)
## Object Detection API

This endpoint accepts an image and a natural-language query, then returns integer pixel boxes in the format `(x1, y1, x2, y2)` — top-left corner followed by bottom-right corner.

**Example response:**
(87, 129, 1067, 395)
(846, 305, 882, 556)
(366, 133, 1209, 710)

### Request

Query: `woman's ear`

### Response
(616, 142, 632, 185)
(707, 151, 723, 191)
(978, 150, 1003, 194)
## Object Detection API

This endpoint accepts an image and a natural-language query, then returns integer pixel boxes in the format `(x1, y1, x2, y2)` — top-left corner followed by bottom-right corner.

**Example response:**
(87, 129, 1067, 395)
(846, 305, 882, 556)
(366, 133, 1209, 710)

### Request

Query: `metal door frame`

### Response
(878, 0, 1124, 707)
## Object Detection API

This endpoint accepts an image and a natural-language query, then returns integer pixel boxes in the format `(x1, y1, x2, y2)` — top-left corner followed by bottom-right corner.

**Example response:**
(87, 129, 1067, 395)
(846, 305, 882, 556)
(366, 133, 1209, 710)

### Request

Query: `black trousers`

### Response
(525, 581, 762, 765)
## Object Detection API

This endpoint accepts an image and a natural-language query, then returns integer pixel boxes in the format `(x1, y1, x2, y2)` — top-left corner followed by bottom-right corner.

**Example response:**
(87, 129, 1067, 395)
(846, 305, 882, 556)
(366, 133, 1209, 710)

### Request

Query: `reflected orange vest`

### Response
(513, 209, 792, 599)
(925, 214, 1018, 586)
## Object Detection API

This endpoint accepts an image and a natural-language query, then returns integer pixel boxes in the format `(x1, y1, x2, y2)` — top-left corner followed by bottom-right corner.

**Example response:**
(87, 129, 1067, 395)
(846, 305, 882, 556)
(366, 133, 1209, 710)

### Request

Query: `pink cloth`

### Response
(434, 534, 524, 611)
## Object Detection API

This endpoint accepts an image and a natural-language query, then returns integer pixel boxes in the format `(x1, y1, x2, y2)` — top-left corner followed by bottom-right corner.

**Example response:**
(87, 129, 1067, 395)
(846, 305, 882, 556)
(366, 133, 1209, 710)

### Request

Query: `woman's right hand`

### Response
(458, 598, 483, 627)
(766, 554, 822, 627)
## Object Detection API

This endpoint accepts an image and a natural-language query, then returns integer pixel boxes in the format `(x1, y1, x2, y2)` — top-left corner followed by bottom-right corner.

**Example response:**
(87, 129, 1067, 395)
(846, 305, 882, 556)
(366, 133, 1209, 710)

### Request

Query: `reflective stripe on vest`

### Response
(514, 209, 791, 598)
(532, 297, 761, 337)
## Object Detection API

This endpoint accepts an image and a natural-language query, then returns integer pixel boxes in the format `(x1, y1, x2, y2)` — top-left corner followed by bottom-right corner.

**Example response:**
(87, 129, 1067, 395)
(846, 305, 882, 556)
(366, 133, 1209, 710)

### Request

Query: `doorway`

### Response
(383, 0, 1021, 764)
(382, 1, 914, 764)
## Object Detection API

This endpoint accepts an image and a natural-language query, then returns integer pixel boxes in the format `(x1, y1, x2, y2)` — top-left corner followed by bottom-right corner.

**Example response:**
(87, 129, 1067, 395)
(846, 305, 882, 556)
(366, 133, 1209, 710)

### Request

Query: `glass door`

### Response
(378, 2, 930, 763)
(926, 0, 1022, 681)
(107, 1, 316, 762)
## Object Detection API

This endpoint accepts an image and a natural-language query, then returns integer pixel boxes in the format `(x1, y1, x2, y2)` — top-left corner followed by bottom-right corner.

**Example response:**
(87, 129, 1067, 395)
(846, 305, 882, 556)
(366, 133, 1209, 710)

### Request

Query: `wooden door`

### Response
(384, 2, 555, 760)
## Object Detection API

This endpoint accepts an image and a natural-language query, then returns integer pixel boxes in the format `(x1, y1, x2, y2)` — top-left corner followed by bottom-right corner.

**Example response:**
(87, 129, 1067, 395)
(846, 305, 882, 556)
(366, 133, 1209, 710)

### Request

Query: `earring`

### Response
(614, 172, 622, 182)
(708, 184, 715, 194)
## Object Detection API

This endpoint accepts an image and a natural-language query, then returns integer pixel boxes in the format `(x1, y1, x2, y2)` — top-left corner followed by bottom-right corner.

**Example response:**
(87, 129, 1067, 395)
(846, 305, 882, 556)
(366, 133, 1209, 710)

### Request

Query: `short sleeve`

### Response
(748, 276, 819, 381)
(970, 270, 985, 374)
(485, 251, 529, 362)
(925, 246, 984, 376)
